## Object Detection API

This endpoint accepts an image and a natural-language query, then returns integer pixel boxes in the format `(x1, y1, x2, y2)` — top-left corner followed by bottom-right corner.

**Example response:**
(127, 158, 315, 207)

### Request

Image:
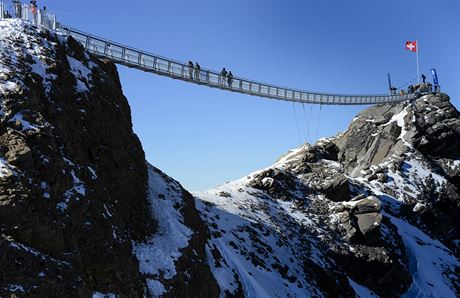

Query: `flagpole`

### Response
(416, 40, 420, 83)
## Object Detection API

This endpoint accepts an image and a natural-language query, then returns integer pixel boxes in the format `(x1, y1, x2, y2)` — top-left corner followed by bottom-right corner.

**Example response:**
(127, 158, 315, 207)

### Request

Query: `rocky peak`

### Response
(334, 93, 460, 176)
(0, 19, 155, 295)
(194, 93, 460, 297)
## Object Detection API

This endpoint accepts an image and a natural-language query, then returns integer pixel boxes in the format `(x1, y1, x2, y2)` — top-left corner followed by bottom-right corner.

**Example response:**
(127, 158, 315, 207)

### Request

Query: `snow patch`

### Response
(348, 278, 379, 297)
(0, 157, 16, 178)
(388, 215, 460, 297)
(92, 292, 117, 298)
(133, 165, 192, 295)
(146, 279, 166, 297)
(8, 111, 39, 131)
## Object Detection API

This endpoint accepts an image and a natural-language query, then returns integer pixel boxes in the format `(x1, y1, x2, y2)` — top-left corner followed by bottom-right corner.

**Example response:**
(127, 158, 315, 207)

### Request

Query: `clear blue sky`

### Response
(19, 0, 460, 191)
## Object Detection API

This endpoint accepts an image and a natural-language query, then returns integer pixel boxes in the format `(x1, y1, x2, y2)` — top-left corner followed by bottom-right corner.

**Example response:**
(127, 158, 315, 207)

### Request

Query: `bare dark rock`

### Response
(322, 174, 350, 202)
(0, 24, 154, 296)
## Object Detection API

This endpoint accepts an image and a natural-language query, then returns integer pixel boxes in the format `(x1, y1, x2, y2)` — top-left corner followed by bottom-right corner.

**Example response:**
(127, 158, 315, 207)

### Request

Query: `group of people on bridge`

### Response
(220, 68, 234, 88)
(187, 61, 234, 88)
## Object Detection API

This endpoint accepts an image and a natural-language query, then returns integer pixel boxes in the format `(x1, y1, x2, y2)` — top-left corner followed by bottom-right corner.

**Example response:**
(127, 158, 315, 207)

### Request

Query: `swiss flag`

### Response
(406, 41, 417, 52)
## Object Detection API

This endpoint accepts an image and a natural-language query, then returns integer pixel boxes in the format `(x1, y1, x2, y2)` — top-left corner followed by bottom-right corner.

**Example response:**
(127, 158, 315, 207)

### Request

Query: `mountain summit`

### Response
(195, 92, 460, 297)
(0, 19, 459, 297)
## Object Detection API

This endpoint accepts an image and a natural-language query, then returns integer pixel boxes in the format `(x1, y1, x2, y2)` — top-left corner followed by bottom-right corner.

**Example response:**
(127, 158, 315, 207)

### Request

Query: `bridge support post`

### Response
(85, 36, 91, 50)
(103, 42, 108, 55)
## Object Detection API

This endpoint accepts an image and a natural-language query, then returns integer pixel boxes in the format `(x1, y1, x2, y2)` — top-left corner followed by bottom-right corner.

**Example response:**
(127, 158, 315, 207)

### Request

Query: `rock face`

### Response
(0, 20, 155, 295)
(334, 94, 460, 254)
(0, 20, 219, 297)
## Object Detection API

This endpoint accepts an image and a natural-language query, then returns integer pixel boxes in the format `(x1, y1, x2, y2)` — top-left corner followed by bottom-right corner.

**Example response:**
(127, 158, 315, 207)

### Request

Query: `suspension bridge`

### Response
(0, 1, 418, 106)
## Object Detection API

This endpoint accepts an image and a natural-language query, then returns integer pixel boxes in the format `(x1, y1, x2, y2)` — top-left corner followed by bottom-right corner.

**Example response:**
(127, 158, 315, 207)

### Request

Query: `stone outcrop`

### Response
(322, 174, 350, 202)
(335, 196, 382, 242)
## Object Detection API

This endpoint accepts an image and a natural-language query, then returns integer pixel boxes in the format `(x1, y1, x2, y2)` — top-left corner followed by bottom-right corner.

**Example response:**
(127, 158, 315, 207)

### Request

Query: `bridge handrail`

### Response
(0, 1, 417, 105)
(59, 24, 407, 99)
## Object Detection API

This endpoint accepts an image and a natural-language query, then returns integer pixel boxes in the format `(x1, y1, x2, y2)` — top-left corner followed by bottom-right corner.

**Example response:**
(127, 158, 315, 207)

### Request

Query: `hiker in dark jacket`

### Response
(220, 68, 227, 86)
(188, 61, 194, 79)
(421, 74, 426, 84)
(227, 71, 233, 87)
(195, 62, 201, 81)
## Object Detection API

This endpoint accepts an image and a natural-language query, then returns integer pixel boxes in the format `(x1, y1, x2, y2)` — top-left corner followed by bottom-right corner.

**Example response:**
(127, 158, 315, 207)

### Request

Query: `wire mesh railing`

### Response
(0, 1, 417, 105)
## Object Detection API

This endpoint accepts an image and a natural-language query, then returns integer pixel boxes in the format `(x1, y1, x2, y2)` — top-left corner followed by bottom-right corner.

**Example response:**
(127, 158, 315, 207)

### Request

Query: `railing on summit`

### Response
(20, 3, 56, 30)
(0, 2, 56, 29)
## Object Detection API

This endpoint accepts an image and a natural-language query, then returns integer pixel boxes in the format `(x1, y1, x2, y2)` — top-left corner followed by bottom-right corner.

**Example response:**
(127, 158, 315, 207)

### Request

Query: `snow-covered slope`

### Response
(133, 165, 219, 297)
(194, 94, 460, 297)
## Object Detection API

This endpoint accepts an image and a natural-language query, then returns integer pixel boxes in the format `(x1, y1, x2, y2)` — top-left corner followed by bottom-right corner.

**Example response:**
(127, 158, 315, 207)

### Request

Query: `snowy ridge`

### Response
(193, 95, 460, 297)
(194, 154, 347, 297)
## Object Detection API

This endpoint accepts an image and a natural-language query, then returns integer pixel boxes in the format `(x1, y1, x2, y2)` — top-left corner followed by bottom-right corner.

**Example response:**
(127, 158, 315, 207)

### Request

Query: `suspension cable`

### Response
(308, 105, 313, 144)
(315, 104, 323, 143)
(301, 102, 310, 144)
(292, 102, 303, 146)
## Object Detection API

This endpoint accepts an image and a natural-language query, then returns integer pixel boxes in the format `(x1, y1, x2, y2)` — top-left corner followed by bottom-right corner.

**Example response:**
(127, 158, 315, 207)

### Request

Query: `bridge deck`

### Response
(61, 26, 415, 106)
(0, 2, 415, 105)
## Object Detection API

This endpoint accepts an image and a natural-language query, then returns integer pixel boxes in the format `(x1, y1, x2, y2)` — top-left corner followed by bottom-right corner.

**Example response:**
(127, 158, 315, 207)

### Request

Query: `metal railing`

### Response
(1, 1, 416, 105)
(0, 2, 56, 29)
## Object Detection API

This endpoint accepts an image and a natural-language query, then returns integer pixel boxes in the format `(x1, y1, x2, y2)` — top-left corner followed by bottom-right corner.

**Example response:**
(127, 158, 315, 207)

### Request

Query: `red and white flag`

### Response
(406, 41, 417, 52)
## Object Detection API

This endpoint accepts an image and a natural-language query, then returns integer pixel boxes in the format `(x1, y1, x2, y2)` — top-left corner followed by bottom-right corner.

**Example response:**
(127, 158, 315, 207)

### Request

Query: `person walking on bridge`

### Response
(195, 62, 201, 81)
(227, 71, 233, 87)
(220, 68, 227, 86)
(188, 61, 194, 79)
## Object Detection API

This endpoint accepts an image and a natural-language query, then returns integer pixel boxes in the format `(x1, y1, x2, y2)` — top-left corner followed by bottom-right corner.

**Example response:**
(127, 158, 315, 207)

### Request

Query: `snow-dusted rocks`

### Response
(335, 195, 382, 242)
(0, 19, 155, 296)
(194, 94, 460, 296)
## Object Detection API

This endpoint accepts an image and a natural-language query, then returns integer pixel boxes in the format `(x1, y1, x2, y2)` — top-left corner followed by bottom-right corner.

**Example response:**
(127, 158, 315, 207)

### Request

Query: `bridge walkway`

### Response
(0, 2, 416, 105)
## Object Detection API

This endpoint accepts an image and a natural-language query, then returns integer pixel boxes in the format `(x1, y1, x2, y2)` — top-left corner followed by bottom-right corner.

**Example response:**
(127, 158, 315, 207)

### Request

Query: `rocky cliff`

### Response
(0, 20, 218, 297)
(1, 19, 459, 298)
(194, 93, 460, 297)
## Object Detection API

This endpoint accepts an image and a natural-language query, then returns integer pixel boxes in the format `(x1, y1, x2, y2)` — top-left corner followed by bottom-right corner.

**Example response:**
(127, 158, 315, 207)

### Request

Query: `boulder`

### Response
(323, 175, 350, 202)
(355, 212, 382, 237)
(335, 196, 383, 243)
(352, 196, 381, 214)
